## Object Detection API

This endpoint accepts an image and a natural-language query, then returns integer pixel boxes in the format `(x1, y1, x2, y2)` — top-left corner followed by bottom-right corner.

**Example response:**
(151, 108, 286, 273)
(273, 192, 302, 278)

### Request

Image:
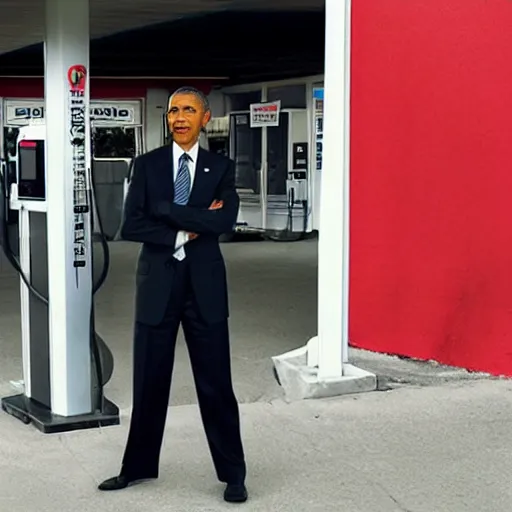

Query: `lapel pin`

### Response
(204, 168, 210, 173)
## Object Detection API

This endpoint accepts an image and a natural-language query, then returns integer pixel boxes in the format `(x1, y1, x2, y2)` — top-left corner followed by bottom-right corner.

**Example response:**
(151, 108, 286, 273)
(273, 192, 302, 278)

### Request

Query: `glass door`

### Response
(266, 112, 289, 200)
(229, 112, 262, 206)
(264, 112, 291, 232)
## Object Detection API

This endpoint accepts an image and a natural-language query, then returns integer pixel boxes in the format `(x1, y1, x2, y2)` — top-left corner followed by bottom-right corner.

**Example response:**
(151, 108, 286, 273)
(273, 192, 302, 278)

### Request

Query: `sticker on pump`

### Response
(19, 140, 37, 148)
(67, 63, 89, 270)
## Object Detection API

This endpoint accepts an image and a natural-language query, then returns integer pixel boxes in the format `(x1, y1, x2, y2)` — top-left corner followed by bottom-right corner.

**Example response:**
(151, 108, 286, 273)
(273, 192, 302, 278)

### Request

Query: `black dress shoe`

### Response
(98, 475, 131, 491)
(224, 483, 248, 503)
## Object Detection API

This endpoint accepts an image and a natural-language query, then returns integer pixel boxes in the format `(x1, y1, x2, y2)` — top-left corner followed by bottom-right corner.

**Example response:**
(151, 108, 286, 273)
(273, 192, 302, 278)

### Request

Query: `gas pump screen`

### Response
(18, 140, 46, 200)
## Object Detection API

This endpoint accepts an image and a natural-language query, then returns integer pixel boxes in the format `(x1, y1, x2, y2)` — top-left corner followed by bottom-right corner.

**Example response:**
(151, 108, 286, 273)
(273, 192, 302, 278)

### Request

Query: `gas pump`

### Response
(0, 125, 119, 433)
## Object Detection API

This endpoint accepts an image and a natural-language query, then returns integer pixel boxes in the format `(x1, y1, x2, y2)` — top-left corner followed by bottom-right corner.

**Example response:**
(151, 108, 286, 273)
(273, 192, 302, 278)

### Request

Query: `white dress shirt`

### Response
(173, 140, 199, 260)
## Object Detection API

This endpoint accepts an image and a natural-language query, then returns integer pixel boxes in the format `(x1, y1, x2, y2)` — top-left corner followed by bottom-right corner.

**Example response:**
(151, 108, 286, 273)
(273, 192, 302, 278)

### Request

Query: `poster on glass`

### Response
(313, 88, 324, 171)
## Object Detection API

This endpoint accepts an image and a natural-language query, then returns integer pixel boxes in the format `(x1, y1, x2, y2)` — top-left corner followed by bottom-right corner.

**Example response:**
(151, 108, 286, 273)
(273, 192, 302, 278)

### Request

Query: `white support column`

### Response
(316, 0, 351, 379)
(45, 0, 93, 416)
(271, 0, 376, 401)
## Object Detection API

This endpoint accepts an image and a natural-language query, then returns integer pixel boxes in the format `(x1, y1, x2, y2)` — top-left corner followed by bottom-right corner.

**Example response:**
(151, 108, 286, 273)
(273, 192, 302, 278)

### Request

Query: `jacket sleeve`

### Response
(153, 159, 239, 236)
(119, 156, 178, 247)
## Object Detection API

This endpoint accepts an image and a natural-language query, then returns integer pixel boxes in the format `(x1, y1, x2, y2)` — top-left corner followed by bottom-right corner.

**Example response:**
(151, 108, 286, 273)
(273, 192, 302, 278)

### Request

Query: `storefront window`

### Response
(267, 84, 307, 109)
(227, 91, 262, 111)
(3, 126, 139, 160)
(92, 127, 137, 158)
(3, 127, 19, 161)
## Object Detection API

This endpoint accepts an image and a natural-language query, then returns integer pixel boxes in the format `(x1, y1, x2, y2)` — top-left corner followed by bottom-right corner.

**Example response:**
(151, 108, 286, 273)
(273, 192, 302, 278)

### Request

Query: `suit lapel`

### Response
(156, 143, 175, 202)
(188, 147, 211, 205)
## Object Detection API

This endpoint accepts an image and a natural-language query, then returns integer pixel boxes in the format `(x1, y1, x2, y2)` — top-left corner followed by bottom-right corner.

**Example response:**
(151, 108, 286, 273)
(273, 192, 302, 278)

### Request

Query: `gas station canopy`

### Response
(0, 8, 325, 83)
(0, 0, 323, 56)
(0, 0, 358, 426)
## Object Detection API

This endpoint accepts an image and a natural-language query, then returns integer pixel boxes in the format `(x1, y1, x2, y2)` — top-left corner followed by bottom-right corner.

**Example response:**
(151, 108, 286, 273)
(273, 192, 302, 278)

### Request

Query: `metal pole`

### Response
(317, 0, 351, 379)
(260, 85, 268, 231)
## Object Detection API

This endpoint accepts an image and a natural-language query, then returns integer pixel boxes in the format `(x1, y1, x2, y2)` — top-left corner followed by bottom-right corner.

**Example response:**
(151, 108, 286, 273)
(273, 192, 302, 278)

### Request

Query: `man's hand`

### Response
(187, 232, 198, 240)
(209, 199, 224, 210)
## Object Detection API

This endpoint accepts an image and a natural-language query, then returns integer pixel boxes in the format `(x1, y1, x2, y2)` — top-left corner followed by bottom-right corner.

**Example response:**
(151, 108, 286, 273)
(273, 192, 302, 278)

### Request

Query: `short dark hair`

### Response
(168, 86, 210, 113)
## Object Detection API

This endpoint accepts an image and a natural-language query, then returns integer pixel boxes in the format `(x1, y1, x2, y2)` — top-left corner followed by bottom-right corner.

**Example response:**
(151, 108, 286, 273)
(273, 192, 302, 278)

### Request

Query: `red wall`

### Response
(350, 0, 512, 375)
(0, 77, 212, 98)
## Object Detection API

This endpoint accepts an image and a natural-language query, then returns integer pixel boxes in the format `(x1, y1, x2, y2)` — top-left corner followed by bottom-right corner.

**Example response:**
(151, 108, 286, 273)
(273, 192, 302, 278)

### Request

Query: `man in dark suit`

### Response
(98, 86, 247, 503)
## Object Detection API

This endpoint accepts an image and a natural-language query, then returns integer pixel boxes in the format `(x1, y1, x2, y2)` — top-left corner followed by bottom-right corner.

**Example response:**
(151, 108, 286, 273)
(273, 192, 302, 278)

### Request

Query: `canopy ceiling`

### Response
(0, 9, 326, 84)
(0, 0, 323, 55)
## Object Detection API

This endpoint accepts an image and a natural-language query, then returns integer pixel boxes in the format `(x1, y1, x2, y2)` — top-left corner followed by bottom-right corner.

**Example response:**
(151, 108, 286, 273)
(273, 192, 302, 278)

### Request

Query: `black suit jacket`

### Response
(120, 144, 240, 326)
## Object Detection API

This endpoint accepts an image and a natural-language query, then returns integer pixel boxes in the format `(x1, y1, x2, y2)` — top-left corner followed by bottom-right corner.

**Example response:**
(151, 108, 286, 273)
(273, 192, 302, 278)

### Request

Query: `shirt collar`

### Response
(173, 140, 199, 163)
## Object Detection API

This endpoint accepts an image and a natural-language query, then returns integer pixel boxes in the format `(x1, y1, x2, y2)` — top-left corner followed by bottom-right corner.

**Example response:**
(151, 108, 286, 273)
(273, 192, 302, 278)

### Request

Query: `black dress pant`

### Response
(120, 259, 246, 484)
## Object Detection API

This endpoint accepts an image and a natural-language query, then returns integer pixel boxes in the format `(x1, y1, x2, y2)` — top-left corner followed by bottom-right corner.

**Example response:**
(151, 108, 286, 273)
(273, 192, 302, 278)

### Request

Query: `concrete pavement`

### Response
(0, 379, 511, 511)
(0, 238, 509, 511)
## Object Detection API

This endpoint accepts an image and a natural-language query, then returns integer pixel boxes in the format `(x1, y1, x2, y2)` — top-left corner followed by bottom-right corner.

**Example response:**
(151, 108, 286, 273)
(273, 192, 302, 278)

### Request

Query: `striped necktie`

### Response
(174, 153, 191, 205)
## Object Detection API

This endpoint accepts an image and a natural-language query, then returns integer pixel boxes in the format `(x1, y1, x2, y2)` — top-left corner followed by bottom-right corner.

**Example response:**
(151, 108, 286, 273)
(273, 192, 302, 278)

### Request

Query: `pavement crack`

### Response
(363, 477, 415, 512)
(336, 455, 415, 512)
(382, 488, 415, 512)
(277, 424, 324, 453)
(58, 435, 97, 484)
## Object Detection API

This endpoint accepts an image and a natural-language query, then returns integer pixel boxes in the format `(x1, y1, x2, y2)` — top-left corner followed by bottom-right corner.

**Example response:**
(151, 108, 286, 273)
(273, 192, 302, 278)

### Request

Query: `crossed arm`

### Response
(152, 159, 239, 238)
(120, 157, 179, 247)
(120, 157, 239, 247)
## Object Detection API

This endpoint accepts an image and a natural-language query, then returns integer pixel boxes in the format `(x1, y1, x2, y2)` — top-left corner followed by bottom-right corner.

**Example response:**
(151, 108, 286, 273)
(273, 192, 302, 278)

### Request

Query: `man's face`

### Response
(167, 93, 211, 149)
